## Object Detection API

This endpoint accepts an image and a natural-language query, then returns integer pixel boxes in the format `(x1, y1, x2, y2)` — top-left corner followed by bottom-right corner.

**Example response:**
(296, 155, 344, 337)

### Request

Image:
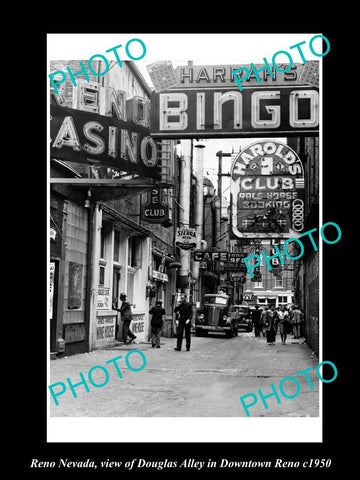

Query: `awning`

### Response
(101, 203, 152, 237)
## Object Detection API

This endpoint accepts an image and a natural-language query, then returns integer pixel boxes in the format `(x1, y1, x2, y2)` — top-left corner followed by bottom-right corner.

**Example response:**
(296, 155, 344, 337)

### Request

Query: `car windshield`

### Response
(204, 296, 228, 305)
(235, 306, 249, 314)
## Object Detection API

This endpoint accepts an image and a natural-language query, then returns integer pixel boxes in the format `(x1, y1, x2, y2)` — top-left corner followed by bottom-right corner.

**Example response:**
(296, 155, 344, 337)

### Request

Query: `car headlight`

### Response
(196, 314, 204, 324)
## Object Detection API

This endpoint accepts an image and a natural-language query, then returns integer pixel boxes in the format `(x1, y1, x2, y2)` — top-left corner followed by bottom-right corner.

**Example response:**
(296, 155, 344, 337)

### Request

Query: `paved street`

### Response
(49, 331, 319, 418)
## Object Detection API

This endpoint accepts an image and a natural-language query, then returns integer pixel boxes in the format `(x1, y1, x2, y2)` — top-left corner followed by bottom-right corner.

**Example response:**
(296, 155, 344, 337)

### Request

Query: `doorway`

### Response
(50, 260, 59, 352)
(112, 266, 121, 339)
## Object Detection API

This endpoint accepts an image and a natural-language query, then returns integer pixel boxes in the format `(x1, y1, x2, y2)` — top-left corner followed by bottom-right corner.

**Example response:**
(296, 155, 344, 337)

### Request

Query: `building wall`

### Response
(289, 136, 320, 356)
(305, 248, 319, 355)
(62, 200, 90, 355)
(50, 59, 176, 353)
(242, 241, 295, 308)
(106, 61, 150, 100)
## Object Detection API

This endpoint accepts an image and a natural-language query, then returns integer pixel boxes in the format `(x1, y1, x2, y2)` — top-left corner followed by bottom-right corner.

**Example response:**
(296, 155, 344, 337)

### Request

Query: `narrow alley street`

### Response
(49, 331, 319, 418)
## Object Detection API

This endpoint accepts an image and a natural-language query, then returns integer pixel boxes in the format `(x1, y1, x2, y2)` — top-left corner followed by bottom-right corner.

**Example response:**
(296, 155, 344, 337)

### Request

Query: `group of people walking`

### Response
(114, 292, 304, 350)
(113, 292, 193, 351)
(252, 304, 304, 345)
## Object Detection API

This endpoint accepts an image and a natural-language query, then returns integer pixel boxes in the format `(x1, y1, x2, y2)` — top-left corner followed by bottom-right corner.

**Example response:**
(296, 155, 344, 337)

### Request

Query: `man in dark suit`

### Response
(113, 292, 136, 344)
(149, 299, 166, 348)
(174, 294, 193, 351)
(252, 305, 262, 337)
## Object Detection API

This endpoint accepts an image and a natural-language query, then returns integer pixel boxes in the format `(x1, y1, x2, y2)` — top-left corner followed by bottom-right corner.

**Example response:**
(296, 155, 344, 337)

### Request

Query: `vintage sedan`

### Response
(229, 304, 253, 332)
(195, 293, 238, 338)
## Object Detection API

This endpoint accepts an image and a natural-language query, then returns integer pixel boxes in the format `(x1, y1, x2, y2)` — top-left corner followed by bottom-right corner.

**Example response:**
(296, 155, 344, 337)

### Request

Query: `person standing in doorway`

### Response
(252, 305, 262, 337)
(119, 292, 136, 344)
(149, 300, 166, 348)
(174, 294, 193, 351)
(291, 305, 304, 339)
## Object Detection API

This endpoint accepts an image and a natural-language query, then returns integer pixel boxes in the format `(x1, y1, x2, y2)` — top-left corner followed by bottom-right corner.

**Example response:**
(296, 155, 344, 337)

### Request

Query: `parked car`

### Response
(230, 304, 253, 332)
(195, 293, 238, 338)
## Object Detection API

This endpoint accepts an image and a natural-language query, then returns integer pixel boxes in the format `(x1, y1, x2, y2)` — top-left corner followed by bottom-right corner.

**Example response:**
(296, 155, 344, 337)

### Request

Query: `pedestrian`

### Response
(149, 300, 165, 348)
(264, 304, 278, 345)
(252, 305, 262, 337)
(278, 305, 289, 345)
(260, 306, 269, 337)
(291, 305, 304, 339)
(118, 292, 136, 344)
(174, 293, 193, 351)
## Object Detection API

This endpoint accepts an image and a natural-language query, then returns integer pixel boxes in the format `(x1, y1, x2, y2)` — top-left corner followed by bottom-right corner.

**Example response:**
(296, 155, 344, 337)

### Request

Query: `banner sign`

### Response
(50, 104, 161, 179)
(150, 63, 319, 139)
(97, 286, 111, 310)
(230, 140, 305, 239)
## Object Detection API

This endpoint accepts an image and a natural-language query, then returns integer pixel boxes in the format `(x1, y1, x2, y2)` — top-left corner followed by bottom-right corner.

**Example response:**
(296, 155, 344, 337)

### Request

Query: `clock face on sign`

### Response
(146, 61, 179, 92)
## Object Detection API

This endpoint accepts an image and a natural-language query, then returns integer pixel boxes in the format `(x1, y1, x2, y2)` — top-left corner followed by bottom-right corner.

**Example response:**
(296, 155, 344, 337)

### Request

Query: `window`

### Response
(128, 237, 142, 267)
(127, 270, 135, 305)
(112, 267, 121, 303)
(278, 296, 288, 304)
(113, 230, 120, 263)
(253, 281, 263, 288)
(275, 276, 283, 288)
(100, 223, 110, 259)
(99, 265, 105, 286)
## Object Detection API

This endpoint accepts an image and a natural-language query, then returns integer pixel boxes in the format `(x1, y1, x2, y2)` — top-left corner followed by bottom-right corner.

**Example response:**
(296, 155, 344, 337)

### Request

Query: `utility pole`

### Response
(216, 151, 232, 249)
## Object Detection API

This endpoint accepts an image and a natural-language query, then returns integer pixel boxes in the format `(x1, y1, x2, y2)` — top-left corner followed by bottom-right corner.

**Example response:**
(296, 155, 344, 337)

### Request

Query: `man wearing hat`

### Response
(149, 299, 166, 348)
(174, 294, 193, 351)
(114, 292, 136, 344)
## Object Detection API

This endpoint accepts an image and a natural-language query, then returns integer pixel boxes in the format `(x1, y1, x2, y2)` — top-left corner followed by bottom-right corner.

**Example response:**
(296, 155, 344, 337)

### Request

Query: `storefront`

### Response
(50, 161, 91, 356)
(49, 60, 175, 356)
(243, 291, 294, 308)
(89, 203, 153, 348)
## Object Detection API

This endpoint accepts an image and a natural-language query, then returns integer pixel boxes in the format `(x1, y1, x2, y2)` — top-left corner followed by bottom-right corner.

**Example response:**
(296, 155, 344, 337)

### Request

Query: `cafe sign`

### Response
(230, 140, 305, 239)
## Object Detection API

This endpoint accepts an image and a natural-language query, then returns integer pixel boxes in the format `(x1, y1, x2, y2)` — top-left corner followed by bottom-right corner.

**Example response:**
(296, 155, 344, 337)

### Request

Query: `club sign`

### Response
(230, 140, 305, 239)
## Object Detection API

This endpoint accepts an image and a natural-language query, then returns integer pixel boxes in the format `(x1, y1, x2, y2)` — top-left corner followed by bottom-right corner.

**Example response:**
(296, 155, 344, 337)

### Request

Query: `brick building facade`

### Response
(289, 137, 320, 356)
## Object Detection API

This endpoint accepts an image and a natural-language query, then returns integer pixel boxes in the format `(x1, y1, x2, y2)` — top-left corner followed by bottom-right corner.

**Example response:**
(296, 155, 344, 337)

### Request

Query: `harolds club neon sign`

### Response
(230, 140, 305, 239)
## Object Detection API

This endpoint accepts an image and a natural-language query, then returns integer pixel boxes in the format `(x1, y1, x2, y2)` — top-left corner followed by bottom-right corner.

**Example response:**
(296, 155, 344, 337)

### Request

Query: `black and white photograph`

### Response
(21, 29, 350, 475)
